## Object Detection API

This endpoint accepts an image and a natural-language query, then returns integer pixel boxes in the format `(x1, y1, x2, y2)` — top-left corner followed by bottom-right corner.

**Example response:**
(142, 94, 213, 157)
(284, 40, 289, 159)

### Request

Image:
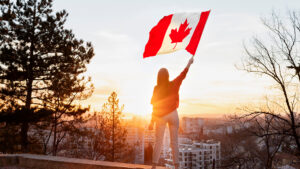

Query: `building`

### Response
(144, 127, 170, 160)
(178, 136, 193, 144)
(165, 140, 221, 169)
(144, 128, 155, 145)
(273, 153, 300, 169)
(126, 126, 144, 164)
(182, 117, 204, 134)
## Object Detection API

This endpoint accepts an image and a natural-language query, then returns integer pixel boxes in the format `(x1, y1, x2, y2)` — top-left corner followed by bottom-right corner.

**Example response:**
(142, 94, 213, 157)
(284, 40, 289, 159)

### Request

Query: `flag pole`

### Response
(190, 54, 195, 66)
(191, 54, 195, 60)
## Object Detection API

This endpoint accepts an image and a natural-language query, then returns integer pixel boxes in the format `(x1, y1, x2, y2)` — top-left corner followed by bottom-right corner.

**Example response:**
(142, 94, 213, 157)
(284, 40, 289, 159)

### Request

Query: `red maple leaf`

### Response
(169, 19, 192, 49)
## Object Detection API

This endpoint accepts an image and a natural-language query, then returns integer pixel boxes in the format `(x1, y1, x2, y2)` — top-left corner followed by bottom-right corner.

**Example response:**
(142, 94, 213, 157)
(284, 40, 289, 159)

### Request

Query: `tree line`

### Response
(0, 0, 132, 163)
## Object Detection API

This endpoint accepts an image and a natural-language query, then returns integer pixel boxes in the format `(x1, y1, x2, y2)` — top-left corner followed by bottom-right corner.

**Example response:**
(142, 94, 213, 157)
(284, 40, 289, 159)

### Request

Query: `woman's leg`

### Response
(152, 118, 166, 166)
(168, 110, 180, 168)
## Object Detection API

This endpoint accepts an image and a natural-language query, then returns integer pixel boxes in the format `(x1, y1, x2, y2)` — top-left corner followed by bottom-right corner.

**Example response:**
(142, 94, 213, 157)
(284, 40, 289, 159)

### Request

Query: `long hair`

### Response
(156, 68, 170, 97)
(157, 68, 169, 86)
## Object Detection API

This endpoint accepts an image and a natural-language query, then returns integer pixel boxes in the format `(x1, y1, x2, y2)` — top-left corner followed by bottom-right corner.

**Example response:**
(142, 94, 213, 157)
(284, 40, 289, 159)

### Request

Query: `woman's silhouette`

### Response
(149, 57, 194, 169)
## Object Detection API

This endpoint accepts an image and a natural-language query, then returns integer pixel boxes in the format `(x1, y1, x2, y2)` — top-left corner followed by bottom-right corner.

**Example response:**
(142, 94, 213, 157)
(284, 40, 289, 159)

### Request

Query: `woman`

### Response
(149, 57, 194, 169)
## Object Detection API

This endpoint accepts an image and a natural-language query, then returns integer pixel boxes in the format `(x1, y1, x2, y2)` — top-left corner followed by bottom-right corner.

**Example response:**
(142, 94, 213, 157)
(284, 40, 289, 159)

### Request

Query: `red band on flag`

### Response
(185, 11, 210, 55)
(143, 14, 173, 58)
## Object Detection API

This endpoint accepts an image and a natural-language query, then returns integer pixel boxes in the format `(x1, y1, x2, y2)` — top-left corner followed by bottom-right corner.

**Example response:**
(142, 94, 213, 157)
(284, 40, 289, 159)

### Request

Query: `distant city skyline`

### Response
(53, 0, 300, 118)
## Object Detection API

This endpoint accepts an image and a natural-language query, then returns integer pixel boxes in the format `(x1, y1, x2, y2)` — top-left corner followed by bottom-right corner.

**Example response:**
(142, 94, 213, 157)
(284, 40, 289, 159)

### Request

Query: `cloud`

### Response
(94, 85, 115, 96)
(178, 98, 234, 118)
(181, 99, 219, 108)
(90, 30, 142, 66)
(95, 31, 132, 42)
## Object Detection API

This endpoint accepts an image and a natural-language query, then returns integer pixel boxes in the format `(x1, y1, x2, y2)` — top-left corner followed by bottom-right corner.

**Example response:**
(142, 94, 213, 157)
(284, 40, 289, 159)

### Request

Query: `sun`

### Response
(120, 95, 152, 119)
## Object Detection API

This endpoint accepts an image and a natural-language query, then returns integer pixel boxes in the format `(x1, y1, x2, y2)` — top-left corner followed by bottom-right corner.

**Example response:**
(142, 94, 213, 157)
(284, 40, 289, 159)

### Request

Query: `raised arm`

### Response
(186, 56, 194, 70)
(173, 57, 194, 85)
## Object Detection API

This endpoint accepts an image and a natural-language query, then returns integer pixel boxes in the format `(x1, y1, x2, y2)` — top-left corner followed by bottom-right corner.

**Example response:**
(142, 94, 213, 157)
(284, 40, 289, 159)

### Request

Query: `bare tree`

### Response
(233, 112, 285, 169)
(216, 124, 260, 169)
(254, 116, 284, 169)
(240, 10, 300, 155)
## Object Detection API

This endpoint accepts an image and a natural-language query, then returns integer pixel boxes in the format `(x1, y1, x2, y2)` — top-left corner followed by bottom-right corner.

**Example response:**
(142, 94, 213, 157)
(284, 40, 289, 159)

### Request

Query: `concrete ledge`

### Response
(0, 154, 165, 169)
(0, 154, 19, 167)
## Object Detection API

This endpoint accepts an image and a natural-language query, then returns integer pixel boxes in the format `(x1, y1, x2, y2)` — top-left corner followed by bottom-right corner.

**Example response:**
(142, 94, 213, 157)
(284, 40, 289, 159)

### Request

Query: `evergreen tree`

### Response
(0, 0, 94, 152)
(101, 92, 127, 162)
(46, 64, 93, 156)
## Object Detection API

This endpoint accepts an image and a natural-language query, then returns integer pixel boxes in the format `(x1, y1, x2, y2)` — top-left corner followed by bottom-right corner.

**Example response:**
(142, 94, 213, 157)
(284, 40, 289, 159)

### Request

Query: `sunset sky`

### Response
(53, 0, 300, 119)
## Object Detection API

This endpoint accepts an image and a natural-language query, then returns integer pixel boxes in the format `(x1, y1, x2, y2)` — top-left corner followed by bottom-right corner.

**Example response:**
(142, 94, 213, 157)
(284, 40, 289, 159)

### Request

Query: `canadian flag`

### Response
(143, 11, 210, 58)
